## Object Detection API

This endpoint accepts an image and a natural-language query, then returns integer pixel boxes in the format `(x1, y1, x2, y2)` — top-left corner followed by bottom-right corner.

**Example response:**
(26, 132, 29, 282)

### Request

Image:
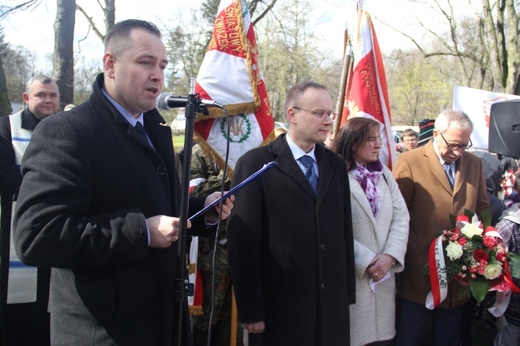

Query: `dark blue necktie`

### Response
(443, 162, 455, 188)
(135, 122, 148, 140)
(135, 122, 156, 150)
(300, 155, 318, 194)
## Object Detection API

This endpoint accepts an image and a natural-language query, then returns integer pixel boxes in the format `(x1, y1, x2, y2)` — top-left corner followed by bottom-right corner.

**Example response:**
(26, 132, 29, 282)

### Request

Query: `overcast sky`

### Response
(2, 0, 442, 72)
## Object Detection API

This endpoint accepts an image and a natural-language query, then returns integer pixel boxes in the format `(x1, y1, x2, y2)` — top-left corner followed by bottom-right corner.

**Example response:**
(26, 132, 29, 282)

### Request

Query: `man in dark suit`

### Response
(13, 20, 233, 346)
(393, 110, 490, 345)
(0, 74, 59, 345)
(228, 81, 356, 346)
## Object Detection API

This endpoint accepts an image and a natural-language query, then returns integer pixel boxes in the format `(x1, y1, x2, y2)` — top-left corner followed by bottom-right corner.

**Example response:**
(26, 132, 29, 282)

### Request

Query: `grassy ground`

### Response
(173, 134, 185, 151)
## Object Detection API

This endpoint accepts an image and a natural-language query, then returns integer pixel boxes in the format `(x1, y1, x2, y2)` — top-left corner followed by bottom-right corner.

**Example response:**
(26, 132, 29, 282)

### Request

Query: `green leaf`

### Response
(464, 209, 475, 220)
(479, 209, 492, 228)
(508, 253, 520, 279)
(469, 276, 490, 302)
(449, 214, 456, 227)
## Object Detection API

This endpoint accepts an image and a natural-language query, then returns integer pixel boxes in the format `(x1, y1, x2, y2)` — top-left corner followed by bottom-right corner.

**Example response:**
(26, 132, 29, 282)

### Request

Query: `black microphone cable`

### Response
(206, 105, 231, 346)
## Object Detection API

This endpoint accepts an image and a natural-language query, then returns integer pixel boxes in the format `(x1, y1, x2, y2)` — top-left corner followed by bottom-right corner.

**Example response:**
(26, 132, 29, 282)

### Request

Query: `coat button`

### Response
(156, 167, 166, 176)
(320, 244, 325, 251)
(320, 283, 326, 290)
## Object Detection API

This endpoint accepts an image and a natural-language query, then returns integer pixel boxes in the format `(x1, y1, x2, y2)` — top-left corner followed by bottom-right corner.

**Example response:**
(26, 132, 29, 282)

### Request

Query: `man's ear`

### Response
(103, 52, 116, 78)
(287, 108, 297, 124)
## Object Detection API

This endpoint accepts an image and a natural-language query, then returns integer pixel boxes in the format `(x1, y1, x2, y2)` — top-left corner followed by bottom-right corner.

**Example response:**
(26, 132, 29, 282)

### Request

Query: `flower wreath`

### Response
(425, 209, 520, 315)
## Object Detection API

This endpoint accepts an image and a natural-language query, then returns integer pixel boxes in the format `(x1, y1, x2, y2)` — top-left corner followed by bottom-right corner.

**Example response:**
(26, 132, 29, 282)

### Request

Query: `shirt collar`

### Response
(286, 135, 317, 162)
(101, 88, 144, 126)
(433, 138, 455, 168)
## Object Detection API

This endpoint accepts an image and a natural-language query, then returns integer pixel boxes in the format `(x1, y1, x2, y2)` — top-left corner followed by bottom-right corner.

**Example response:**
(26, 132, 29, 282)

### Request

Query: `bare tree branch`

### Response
(252, 0, 278, 25)
(0, 0, 41, 20)
(76, 4, 105, 41)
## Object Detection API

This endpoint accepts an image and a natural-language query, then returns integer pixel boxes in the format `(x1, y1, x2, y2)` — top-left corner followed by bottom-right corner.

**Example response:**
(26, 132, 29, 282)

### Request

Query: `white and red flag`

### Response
(337, 1, 396, 169)
(194, 0, 274, 176)
(187, 178, 207, 315)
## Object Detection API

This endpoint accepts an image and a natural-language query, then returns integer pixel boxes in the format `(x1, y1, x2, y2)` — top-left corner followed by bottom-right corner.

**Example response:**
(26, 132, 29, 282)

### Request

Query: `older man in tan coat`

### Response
(393, 110, 489, 346)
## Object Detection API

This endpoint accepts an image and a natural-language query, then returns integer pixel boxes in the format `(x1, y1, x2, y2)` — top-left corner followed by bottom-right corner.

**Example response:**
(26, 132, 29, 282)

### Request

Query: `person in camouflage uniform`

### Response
(189, 144, 243, 346)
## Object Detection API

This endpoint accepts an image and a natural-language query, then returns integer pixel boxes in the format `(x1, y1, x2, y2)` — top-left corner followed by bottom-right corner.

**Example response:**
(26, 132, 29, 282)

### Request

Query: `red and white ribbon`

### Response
(425, 235, 448, 309)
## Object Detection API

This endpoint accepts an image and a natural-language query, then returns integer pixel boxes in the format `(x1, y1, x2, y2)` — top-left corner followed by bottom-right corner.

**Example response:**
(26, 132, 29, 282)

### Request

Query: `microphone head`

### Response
(156, 93, 172, 111)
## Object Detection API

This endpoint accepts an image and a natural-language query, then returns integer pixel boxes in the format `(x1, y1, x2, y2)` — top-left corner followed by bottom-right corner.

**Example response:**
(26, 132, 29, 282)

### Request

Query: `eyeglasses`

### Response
(293, 106, 335, 120)
(438, 131, 472, 150)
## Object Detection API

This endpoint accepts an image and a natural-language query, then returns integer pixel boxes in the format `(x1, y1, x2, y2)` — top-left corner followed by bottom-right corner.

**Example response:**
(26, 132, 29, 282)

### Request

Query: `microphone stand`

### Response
(175, 77, 199, 346)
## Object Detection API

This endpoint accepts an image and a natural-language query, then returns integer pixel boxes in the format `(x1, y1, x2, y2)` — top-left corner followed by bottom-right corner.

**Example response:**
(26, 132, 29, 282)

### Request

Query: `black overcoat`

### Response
(228, 134, 356, 346)
(13, 74, 205, 345)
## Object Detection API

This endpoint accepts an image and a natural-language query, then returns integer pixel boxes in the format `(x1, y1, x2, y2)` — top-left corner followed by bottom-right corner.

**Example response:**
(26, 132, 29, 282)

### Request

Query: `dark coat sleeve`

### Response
(13, 113, 150, 268)
(0, 115, 22, 195)
(227, 152, 267, 322)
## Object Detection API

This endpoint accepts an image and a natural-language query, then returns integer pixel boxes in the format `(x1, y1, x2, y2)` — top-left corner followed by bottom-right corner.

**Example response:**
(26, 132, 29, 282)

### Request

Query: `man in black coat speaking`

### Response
(13, 19, 233, 346)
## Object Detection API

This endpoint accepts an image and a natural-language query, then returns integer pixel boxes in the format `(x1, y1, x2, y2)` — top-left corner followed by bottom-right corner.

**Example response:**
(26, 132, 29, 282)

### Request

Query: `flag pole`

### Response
(334, 22, 352, 137)
(230, 290, 238, 346)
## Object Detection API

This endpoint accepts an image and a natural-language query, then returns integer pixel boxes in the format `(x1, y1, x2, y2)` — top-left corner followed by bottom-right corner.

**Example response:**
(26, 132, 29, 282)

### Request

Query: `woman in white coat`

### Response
(334, 117, 409, 346)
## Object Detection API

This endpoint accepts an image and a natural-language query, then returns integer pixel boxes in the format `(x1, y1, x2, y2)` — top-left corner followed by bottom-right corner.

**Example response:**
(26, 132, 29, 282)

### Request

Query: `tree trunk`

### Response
(0, 53, 12, 116)
(505, 0, 520, 95)
(53, 0, 76, 110)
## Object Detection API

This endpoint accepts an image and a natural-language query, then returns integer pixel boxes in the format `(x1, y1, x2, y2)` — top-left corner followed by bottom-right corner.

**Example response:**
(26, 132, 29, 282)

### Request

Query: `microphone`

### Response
(156, 92, 223, 110)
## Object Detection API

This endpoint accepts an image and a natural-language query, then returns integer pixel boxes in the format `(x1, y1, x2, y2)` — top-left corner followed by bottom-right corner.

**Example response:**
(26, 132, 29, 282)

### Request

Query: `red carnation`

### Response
(458, 237, 467, 246)
(484, 225, 496, 234)
(450, 233, 460, 241)
(456, 215, 469, 223)
(483, 236, 497, 249)
(496, 252, 507, 262)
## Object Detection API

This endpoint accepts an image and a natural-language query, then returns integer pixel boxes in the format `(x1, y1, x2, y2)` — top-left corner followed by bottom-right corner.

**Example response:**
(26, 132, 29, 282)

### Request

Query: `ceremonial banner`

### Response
(453, 86, 520, 150)
(194, 0, 274, 176)
(187, 178, 206, 315)
(337, 1, 396, 169)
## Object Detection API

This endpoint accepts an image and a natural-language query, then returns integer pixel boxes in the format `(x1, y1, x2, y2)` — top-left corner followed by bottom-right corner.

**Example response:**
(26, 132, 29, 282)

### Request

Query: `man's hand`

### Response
(242, 321, 265, 334)
(146, 215, 191, 248)
(203, 191, 235, 223)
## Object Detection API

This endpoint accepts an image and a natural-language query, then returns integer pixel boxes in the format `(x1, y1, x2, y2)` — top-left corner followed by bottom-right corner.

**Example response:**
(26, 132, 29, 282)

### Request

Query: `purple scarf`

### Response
(352, 160, 383, 217)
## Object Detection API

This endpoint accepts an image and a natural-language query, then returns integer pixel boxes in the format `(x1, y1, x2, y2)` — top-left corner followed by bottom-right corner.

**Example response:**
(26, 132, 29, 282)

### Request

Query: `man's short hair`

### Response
(401, 128, 418, 139)
(104, 19, 162, 57)
(25, 75, 57, 94)
(284, 81, 328, 114)
(435, 110, 473, 133)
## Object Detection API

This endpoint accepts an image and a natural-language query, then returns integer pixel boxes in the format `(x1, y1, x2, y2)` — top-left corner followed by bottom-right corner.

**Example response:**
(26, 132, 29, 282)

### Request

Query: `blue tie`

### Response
(300, 155, 318, 194)
(135, 122, 148, 140)
(443, 162, 454, 188)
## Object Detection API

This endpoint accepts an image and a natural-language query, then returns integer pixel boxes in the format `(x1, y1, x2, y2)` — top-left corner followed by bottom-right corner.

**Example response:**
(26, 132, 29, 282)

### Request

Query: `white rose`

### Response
(483, 262, 503, 280)
(446, 241, 463, 260)
(460, 223, 483, 239)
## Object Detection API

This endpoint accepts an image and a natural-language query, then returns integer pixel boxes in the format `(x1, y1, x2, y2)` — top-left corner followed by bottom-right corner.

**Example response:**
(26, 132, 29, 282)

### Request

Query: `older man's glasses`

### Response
(438, 131, 472, 150)
(293, 106, 335, 120)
